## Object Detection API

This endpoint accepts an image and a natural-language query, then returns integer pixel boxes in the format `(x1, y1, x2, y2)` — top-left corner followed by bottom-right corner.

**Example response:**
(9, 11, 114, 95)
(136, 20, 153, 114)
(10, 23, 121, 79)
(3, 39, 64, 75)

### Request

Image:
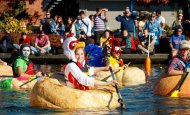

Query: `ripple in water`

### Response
(0, 64, 190, 115)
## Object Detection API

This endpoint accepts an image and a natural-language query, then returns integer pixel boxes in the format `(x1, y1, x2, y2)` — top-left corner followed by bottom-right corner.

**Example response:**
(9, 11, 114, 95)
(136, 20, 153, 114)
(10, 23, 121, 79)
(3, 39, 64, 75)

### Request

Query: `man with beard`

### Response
(40, 11, 57, 34)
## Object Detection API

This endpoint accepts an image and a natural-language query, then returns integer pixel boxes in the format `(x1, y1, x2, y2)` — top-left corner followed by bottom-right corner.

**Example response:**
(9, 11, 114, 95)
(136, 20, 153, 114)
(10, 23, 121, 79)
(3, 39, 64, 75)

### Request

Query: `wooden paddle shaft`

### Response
(109, 67, 122, 99)
(177, 72, 189, 91)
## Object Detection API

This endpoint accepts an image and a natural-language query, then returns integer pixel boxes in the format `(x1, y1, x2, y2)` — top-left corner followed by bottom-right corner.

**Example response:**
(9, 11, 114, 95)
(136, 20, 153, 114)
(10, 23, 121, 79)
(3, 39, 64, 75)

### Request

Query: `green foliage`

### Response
(13, 1, 26, 17)
(164, 24, 174, 37)
(27, 25, 40, 34)
(0, 17, 32, 33)
(2, 0, 26, 18)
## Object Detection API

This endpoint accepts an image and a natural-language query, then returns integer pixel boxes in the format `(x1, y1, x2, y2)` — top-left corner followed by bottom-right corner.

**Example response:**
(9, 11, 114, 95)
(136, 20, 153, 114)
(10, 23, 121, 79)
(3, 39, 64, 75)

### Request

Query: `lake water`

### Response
(1, 64, 190, 115)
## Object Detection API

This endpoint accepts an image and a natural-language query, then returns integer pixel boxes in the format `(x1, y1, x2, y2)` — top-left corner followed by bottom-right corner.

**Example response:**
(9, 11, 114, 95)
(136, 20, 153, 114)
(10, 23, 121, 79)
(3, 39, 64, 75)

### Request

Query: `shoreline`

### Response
(0, 53, 169, 64)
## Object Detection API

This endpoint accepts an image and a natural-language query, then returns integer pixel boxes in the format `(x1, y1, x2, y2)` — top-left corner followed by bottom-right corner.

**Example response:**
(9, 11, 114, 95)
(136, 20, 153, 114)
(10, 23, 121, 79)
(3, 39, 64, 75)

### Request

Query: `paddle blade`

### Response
(118, 98, 126, 110)
(171, 90, 179, 97)
(145, 56, 151, 76)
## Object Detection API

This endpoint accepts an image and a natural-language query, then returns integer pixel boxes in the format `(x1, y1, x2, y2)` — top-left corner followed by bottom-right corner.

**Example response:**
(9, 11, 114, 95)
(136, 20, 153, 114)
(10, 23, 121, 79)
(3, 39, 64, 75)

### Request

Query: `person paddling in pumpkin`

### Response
(0, 44, 45, 90)
(168, 40, 190, 76)
(12, 44, 43, 80)
(63, 41, 119, 90)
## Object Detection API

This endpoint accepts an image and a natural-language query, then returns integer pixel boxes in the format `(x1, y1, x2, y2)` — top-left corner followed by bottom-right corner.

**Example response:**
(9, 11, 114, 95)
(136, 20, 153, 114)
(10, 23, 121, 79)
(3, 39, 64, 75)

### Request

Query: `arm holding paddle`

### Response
(168, 58, 190, 76)
(17, 66, 43, 79)
(103, 45, 125, 109)
(93, 65, 120, 74)
(170, 68, 190, 97)
(168, 40, 190, 76)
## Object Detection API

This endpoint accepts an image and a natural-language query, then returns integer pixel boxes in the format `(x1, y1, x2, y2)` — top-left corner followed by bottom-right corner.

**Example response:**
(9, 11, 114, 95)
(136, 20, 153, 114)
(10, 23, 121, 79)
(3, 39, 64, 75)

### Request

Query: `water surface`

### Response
(1, 64, 190, 115)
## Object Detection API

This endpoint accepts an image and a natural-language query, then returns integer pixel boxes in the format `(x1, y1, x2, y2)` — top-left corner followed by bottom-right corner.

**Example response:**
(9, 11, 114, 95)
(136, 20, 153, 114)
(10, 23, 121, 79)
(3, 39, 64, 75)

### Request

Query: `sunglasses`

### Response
(46, 14, 50, 15)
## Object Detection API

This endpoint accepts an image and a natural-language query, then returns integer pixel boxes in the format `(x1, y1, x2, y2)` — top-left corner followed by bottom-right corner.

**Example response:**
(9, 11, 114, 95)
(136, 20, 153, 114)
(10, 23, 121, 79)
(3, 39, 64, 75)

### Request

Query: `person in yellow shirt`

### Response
(100, 30, 113, 47)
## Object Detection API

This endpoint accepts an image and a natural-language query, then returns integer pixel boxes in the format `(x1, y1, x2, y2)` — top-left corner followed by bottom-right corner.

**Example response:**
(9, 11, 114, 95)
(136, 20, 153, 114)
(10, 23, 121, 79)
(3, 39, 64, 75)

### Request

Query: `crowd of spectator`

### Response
(0, 7, 190, 57)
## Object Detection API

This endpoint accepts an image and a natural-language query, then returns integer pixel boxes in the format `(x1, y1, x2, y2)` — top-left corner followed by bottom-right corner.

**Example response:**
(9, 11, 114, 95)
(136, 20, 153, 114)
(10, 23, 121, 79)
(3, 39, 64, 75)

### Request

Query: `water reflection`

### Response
(0, 64, 190, 115)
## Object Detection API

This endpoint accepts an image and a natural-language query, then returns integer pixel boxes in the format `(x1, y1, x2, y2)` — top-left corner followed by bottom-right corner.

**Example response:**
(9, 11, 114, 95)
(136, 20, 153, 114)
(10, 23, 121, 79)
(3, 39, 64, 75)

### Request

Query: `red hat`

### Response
(111, 46, 122, 53)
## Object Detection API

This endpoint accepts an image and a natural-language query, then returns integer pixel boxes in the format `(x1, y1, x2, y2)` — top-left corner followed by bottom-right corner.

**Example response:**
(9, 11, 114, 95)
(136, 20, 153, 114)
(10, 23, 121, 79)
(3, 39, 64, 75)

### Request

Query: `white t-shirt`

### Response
(77, 17, 92, 36)
(156, 16, 165, 24)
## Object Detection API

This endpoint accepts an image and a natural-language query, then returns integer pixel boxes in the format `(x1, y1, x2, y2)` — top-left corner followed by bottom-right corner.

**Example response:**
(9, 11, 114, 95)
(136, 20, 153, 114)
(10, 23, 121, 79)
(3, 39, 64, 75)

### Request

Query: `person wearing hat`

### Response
(12, 44, 42, 80)
(109, 46, 124, 67)
(172, 13, 184, 30)
(142, 12, 162, 46)
(168, 40, 190, 76)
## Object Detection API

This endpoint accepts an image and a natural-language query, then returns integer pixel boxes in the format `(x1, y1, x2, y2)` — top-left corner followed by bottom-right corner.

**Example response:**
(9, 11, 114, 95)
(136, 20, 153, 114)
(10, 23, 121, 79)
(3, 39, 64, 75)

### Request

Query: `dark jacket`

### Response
(116, 15, 135, 32)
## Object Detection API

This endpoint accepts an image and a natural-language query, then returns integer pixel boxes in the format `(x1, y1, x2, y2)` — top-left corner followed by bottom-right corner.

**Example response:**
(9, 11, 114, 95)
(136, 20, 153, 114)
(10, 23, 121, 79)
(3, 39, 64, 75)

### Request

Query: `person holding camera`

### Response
(115, 7, 136, 38)
(94, 8, 108, 46)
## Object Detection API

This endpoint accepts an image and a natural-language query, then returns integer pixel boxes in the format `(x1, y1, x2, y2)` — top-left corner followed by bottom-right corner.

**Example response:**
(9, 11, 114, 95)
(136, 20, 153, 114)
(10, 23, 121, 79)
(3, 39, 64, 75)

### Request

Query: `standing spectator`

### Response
(89, 15, 95, 36)
(155, 9, 166, 30)
(137, 29, 155, 54)
(65, 17, 76, 37)
(32, 31, 51, 55)
(40, 11, 57, 34)
(172, 13, 184, 30)
(143, 12, 162, 46)
(94, 8, 108, 45)
(138, 15, 147, 34)
(0, 31, 14, 53)
(55, 16, 65, 36)
(116, 7, 136, 38)
(77, 11, 92, 37)
(120, 30, 136, 54)
(169, 27, 185, 57)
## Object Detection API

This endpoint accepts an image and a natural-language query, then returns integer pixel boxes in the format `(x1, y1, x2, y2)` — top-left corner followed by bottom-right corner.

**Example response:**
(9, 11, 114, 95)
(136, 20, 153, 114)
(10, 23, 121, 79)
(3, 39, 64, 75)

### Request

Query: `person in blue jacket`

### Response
(115, 7, 136, 38)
